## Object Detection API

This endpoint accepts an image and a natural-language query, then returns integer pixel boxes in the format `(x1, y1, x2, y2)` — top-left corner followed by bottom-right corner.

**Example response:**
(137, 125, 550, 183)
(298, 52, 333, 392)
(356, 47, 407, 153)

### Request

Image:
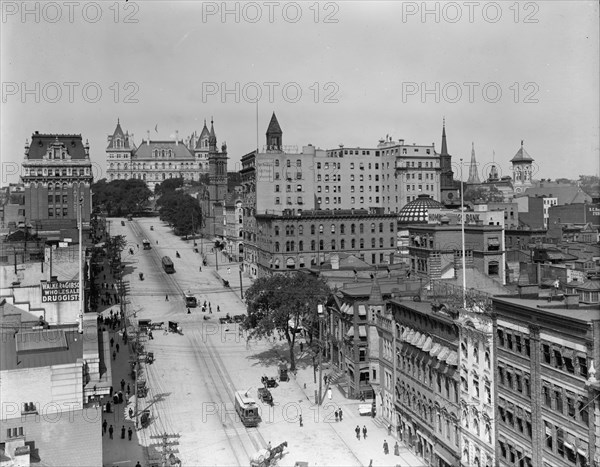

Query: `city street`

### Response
(109, 217, 425, 467)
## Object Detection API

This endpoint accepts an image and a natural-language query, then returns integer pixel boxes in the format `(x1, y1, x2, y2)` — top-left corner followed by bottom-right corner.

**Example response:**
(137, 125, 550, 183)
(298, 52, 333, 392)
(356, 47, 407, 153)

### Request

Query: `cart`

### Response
(257, 387, 273, 406)
(168, 321, 182, 334)
(146, 352, 154, 364)
(261, 376, 278, 388)
(137, 380, 148, 398)
(140, 409, 150, 428)
(139, 319, 152, 332)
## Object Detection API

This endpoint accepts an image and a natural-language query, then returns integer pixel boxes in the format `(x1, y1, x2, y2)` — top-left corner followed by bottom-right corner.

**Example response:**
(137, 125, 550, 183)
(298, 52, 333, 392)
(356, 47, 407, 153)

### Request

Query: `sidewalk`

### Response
(272, 344, 426, 467)
(95, 260, 147, 467)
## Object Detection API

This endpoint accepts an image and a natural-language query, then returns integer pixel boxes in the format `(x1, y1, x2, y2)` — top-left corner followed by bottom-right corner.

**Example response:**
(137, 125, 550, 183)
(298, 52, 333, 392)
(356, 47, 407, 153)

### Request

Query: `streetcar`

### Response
(184, 293, 197, 308)
(162, 256, 175, 273)
(142, 239, 151, 250)
(234, 390, 261, 427)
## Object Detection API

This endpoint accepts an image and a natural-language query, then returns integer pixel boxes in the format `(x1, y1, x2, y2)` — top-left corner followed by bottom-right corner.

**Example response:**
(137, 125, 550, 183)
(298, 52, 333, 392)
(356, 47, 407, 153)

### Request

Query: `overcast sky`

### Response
(1, 1, 598, 185)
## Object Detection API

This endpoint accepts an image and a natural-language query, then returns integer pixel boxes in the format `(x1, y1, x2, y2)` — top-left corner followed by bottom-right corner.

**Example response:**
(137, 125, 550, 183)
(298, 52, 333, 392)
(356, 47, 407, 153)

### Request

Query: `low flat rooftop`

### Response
(494, 295, 600, 322)
(0, 328, 83, 371)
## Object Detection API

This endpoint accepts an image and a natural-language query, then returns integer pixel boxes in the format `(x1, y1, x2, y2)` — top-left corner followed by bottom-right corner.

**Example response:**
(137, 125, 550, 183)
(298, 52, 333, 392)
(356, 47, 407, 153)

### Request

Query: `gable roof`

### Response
(511, 141, 534, 163)
(523, 185, 592, 205)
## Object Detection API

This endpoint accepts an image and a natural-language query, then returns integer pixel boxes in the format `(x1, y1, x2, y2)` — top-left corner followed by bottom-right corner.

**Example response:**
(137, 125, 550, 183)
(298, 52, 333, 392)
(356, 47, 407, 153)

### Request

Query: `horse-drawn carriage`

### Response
(168, 321, 182, 334)
(261, 375, 278, 388)
(249, 441, 287, 467)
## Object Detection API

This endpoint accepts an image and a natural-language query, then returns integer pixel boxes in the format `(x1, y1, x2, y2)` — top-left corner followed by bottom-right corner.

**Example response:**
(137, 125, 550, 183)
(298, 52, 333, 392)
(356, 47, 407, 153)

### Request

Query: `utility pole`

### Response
(239, 265, 243, 300)
(317, 304, 324, 405)
(150, 433, 180, 467)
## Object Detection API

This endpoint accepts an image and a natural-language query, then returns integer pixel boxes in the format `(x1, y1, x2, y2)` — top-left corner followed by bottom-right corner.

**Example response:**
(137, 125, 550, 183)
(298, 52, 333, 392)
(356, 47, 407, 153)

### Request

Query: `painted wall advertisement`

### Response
(41, 280, 79, 302)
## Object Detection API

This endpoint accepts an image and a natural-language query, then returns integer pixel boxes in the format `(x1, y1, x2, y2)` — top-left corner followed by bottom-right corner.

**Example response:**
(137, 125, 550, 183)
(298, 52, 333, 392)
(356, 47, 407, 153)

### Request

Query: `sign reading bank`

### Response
(41, 281, 79, 302)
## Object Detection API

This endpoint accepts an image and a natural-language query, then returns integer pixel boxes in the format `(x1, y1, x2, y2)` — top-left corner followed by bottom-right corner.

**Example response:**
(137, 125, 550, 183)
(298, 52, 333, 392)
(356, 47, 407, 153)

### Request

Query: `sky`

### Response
(1, 1, 599, 186)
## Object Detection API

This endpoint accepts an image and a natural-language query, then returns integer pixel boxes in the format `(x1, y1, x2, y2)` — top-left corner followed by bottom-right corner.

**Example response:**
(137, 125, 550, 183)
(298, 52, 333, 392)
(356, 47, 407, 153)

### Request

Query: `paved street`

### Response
(106, 217, 425, 467)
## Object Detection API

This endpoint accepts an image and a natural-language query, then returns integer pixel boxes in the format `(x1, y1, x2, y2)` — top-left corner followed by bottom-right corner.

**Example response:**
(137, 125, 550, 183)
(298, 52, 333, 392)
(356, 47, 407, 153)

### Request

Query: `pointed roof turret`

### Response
(467, 142, 481, 184)
(113, 119, 125, 138)
(511, 140, 534, 162)
(440, 117, 449, 155)
(196, 119, 210, 149)
(209, 118, 217, 146)
(266, 112, 282, 135)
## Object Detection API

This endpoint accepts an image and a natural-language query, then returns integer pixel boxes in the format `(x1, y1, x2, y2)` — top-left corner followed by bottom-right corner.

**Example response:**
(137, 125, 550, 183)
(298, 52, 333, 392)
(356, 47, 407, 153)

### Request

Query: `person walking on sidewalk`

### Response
(338, 407, 343, 421)
(121, 425, 126, 439)
(110, 337, 114, 347)
(116, 343, 120, 353)
(108, 425, 114, 439)
(362, 425, 367, 439)
(299, 414, 303, 427)
(129, 407, 134, 419)
(165, 294, 169, 301)
(387, 424, 392, 436)
(355, 425, 361, 440)
(334, 410, 339, 422)
(102, 419, 107, 434)
(112, 350, 116, 361)
(394, 441, 400, 456)
(128, 427, 133, 441)
(120, 379, 125, 391)
(383, 440, 389, 455)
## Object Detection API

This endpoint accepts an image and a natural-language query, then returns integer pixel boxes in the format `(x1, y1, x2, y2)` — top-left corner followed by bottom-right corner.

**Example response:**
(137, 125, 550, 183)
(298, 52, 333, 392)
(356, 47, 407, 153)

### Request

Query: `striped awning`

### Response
(438, 346, 451, 361)
(411, 332, 422, 345)
(445, 351, 458, 366)
(422, 336, 433, 352)
(415, 334, 427, 349)
(358, 305, 367, 316)
(358, 326, 367, 338)
(430, 343, 442, 357)
(346, 327, 354, 337)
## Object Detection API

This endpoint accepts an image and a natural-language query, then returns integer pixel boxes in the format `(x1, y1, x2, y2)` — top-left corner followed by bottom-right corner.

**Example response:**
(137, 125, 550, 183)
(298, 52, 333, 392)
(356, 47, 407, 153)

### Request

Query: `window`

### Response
(543, 386, 552, 407)
(578, 357, 588, 377)
(340, 224, 345, 234)
(359, 224, 364, 234)
(371, 223, 375, 233)
(497, 330, 505, 347)
(554, 349, 563, 369)
(6, 427, 23, 438)
(311, 225, 315, 235)
(275, 185, 280, 192)
(286, 160, 291, 167)
(296, 159, 301, 167)
(554, 389, 563, 412)
(567, 396, 576, 418)
(542, 344, 551, 364)
(331, 224, 335, 234)
(351, 224, 356, 234)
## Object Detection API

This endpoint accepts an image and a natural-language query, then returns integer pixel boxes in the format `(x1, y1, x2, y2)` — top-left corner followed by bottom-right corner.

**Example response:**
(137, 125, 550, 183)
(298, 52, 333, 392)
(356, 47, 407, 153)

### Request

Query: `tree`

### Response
(154, 177, 184, 196)
(92, 179, 152, 216)
(578, 175, 600, 195)
(157, 191, 202, 237)
(242, 273, 331, 371)
(463, 185, 504, 203)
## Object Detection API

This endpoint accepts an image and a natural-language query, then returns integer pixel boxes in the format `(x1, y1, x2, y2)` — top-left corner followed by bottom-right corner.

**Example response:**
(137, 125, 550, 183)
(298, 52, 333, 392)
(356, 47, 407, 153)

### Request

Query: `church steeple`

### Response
(266, 112, 282, 150)
(467, 142, 481, 184)
(209, 118, 217, 148)
(441, 117, 448, 156)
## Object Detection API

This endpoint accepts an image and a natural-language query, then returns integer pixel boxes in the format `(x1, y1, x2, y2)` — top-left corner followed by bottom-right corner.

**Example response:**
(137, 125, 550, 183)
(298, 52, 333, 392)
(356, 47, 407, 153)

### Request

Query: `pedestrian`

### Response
(327, 388, 332, 400)
(199, 266, 202, 272)
(116, 343, 120, 353)
(187, 307, 190, 314)
(106, 401, 112, 413)
(148, 330, 153, 340)
(121, 425, 126, 439)
(299, 414, 303, 427)
(388, 424, 392, 436)
(112, 350, 116, 361)
(109, 425, 114, 439)
(355, 425, 360, 440)
(299, 342, 304, 352)
(110, 337, 114, 347)
(217, 305, 220, 313)
(136, 462, 141, 467)
(324, 375, 328, 385)
(128, 427, 133, 441)
(118, 391, 123, 404)
(362, 425, 367, 439)
(383, 440, 389, 455)
(334, 410, 339, 422)
(120, 379, 125, 391)
(394, 441, 400, 456)
(127, 383, 130, 394)
(129, 407, 134, 419)
(368, 460, 373, 467)
(102, 419, 107, 434)
(338, 408, 343, 421)
(165, 294, 169, 301)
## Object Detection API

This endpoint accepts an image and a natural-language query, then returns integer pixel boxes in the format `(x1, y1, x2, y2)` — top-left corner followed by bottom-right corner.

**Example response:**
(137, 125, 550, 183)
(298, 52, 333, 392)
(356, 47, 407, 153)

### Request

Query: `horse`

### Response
(268, 441, 288, 461)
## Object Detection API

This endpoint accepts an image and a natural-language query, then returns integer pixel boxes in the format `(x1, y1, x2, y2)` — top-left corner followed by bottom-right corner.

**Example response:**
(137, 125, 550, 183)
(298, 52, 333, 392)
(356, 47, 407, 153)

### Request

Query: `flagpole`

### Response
(460, 158, 466, 309)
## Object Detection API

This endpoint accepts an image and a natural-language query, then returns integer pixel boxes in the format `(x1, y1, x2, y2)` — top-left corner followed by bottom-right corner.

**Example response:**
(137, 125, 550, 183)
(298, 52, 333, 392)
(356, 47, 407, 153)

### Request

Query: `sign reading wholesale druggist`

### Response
(41, 281, 79, 302)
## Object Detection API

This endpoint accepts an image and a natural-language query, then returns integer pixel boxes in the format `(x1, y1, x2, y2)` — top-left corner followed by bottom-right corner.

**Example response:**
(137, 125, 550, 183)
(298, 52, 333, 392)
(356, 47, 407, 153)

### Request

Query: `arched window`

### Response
(371, 238, 376, 248)
(299, 241, 304, 251)
(274, 226, 279, 236)
(319, 224, 324, 233)
(311, 225, 315, 235)
(340, 239, 345, 249)
(340, 224, 345, 234)
(351, 239, 356, 248)
(275, 242, 280, 252)
(319, 240, 323, 250)
(311, 240, 315, 251)
(351, 224, 356, 234)
(360, 224, 364, 234)
(331, 239, 336, 250)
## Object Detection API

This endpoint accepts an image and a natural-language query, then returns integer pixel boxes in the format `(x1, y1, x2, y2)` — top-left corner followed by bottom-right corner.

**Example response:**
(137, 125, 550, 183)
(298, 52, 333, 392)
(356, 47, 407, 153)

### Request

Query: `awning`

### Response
(358, 326, 367, 338)
(422, 336, 433, 352)
(401, 329, 409, 341)
(435, 443, 459, 465)
(563, 442, 574, 450)
(411, 332, 422, 345)
(577, 448, 587, 457)
(445, 351, 458, 366)
(342, 303, 353, 315)
(346, 327, 354, 337)
(438, 347, 451, 361)
(415, 334, 427, 349)
(406, 330, 415, 344)
(430, 343, 442, 357)
(358, 305, 367, 316)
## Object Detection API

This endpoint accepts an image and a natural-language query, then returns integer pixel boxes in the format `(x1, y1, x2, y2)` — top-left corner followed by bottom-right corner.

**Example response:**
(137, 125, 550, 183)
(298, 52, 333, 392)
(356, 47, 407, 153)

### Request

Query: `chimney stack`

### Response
(176, 130, 179, 145)
(147, 130, 150, 145)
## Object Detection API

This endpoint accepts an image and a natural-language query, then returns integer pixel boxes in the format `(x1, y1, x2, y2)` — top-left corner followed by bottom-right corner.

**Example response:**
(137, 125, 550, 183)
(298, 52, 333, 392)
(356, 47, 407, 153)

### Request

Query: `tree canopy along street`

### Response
(243, 273, 331, 372)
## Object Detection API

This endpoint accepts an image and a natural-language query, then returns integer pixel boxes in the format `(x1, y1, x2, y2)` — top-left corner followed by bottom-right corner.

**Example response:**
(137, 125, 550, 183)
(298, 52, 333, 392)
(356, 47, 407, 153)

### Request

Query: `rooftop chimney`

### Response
(176, 130, 179, 145)
(147, 130, 150, 145)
